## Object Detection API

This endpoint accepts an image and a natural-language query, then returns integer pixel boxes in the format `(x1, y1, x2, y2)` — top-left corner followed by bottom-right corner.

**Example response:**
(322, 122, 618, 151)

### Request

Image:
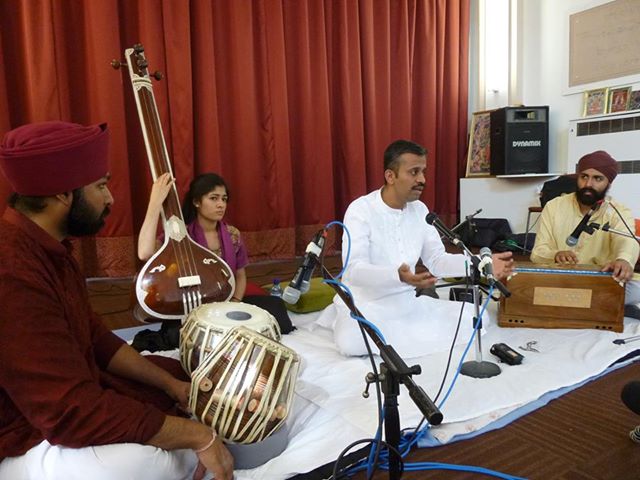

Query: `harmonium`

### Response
(498, 263, 625, 332)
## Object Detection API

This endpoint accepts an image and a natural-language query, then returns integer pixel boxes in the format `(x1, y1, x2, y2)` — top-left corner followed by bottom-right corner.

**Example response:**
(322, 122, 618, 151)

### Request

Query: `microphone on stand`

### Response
(425, 213, 462, 246)
(566, 200, 604, 247)
(282, 229, 327, 304)
(621, 381, 640, 443)
(478, 247, 495, 281)
(477, 247, 510, 297)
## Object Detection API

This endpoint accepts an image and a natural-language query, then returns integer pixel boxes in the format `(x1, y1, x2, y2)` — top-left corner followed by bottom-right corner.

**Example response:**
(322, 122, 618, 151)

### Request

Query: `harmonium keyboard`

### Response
(498, 263, 625, 332)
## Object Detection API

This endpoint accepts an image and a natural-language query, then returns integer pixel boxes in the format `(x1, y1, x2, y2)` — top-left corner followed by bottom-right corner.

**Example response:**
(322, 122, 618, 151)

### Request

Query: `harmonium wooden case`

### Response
(498, 263, 625, 332)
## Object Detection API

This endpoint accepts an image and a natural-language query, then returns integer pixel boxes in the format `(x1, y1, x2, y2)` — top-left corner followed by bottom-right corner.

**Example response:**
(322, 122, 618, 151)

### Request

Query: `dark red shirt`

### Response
(0, 208, 165, 459)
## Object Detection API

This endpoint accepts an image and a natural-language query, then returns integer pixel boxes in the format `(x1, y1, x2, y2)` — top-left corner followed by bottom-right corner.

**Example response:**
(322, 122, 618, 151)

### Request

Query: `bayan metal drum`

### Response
(180, 301, 281, 374)
(190, 326, 299, 444)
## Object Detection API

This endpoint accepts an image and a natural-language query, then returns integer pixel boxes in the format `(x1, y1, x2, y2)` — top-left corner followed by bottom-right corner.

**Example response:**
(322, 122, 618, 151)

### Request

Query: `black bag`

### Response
(540, 175, 576, 207)
(243, 295, 295, 334)
(467, 218, 512, 248)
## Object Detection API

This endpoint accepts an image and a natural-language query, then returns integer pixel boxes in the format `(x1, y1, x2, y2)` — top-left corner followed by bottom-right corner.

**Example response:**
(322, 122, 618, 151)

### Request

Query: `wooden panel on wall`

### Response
(569, 0, 640, 87)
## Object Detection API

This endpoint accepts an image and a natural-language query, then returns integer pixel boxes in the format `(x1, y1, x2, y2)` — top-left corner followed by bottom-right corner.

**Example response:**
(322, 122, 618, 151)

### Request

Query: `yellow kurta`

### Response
(531, 193, 639, 271)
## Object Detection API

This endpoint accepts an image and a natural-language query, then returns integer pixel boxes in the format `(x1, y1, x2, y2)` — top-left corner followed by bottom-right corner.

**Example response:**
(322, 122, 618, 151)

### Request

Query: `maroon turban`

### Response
(576, 150, 618, 183)
(0, 121, 109, 196)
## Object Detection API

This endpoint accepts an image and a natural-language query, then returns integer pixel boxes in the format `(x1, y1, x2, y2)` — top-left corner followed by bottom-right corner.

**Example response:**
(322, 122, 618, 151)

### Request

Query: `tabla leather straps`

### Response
(123, 44, 235, 320)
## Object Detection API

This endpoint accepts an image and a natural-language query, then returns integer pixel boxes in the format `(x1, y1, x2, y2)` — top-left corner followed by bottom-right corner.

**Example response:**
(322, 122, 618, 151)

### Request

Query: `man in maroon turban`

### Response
(531, 150, 640, 319)
(0, 121, 233, 480)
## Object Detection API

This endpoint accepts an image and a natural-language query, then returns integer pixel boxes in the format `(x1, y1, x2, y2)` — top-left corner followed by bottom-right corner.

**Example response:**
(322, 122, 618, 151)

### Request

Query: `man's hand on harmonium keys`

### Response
(601, 259, 634, 283)
(554, 250, 579, 264)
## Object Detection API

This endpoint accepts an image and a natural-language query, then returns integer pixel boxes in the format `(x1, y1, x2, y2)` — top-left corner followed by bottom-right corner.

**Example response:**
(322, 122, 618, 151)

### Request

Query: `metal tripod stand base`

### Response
(460, 360, 501, 378)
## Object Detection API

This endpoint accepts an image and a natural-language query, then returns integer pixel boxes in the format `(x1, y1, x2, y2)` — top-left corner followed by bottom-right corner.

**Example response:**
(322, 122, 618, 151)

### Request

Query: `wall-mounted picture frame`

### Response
(465, 110, 493, 177)
(629, 90, 640, 111)
(582, 87, 609, 116)
(607, 86, 632, 113)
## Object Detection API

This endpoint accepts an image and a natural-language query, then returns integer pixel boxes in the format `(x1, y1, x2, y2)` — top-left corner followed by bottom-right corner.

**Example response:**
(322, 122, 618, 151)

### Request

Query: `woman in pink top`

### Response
(138, 173, 249, 300)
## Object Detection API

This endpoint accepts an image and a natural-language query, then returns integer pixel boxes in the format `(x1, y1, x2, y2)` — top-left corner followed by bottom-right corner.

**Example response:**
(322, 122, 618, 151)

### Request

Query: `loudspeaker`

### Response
(490, 106, 549, 175)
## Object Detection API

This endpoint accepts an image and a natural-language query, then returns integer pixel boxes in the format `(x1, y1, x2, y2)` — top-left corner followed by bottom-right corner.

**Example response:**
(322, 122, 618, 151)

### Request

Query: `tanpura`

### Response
(119, 44, 235, 320)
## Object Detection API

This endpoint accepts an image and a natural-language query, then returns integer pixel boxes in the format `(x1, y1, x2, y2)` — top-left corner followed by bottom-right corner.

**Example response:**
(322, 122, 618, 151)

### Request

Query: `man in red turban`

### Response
(0, 121, 233, 480)
(531, 150, 640, 319)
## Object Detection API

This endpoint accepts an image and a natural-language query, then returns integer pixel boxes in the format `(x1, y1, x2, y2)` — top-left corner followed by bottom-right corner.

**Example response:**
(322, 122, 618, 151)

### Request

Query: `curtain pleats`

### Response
(0, 0, 469, 277)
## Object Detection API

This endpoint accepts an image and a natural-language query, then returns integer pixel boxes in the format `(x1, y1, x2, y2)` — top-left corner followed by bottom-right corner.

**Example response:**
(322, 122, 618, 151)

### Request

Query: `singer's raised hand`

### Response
(601, 259, 634, 283)
(554, 250, 578, 264)
(398, 263, 437, 288)
(491, 251, 514, 280)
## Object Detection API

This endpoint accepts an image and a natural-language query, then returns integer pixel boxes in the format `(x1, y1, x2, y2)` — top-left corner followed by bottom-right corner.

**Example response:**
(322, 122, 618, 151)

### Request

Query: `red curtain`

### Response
(0, 0, 469, 277)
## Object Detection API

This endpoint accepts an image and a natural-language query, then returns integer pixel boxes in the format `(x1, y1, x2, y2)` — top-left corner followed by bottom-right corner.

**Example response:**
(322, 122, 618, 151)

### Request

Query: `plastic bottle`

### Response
(269, 279, 283, 298)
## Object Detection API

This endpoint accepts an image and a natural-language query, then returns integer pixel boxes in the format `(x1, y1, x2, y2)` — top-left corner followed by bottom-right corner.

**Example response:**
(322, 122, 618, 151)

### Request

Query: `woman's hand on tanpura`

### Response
(149, 172, 174, 209)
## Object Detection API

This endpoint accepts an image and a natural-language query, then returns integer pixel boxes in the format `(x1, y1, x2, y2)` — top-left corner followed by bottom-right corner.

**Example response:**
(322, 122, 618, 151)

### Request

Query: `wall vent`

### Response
(576, 114, 640, 136)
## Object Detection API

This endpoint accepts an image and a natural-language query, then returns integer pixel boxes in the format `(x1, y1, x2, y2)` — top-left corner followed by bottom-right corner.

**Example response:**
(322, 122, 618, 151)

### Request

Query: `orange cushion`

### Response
(636, 219, 640, 236)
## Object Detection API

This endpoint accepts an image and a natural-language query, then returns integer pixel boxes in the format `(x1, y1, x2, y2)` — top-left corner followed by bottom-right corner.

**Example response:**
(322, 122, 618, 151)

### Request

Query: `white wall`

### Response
(519, 0, 640, 172)
(460, 0, 640, 233)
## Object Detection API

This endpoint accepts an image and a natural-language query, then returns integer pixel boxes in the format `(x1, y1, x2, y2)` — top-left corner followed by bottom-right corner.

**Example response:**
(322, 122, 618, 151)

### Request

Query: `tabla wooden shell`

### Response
(189, 326, 299, 444)
(180, 301, 281, 374)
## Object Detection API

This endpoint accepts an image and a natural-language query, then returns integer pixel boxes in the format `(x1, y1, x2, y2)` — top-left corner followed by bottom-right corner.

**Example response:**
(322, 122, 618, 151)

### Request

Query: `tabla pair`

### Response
(180, 301, 300, 444)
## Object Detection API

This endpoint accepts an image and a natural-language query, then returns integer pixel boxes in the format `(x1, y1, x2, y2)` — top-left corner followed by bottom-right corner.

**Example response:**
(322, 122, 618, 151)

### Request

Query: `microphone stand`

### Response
(321, 265, 443, 480)
(458, 257, 501, 378)
(429, 223, 510, 378)
(597, 222, 640, 244)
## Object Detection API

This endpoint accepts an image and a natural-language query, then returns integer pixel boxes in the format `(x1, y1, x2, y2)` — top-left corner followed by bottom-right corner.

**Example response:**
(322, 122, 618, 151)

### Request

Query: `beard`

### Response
(576, 185, 608, 206)
(66, 189, 110, 237)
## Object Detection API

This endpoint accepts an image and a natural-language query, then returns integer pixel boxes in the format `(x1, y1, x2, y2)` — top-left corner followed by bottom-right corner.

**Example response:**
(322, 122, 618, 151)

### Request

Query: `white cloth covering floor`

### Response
(126, 294, 640, 480)
(235, 296, 640, 479)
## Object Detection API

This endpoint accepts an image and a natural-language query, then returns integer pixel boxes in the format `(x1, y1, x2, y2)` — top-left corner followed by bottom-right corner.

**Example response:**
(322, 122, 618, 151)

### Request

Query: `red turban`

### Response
(0, 121, 109, 196)
(576, 150, 618, 183)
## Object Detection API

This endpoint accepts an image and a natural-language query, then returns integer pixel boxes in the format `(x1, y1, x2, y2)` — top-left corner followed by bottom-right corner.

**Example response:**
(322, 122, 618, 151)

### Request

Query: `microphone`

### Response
(566, 200, 603, 247)
(425, 213, 462, 246)
(478, 247, 494, 281)
(621, 381, 640, 443)
(282, 229, 327, 304)
(476, 246, 511, 297)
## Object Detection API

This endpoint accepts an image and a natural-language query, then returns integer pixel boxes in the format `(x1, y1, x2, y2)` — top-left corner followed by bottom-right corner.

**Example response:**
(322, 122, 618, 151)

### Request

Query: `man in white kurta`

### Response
(319, 140, 513, 358)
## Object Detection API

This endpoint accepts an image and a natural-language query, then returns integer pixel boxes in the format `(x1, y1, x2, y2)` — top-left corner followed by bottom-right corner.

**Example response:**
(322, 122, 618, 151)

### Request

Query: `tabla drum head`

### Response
(180, 301, 281, 374)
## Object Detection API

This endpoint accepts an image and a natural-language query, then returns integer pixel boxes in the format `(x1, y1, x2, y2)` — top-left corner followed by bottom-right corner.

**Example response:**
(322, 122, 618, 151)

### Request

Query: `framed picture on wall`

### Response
(607, 86, 632, 113)
(582, 87, 609, 116)
(629, 90, 640, 111)
(465, 110, 493, 177)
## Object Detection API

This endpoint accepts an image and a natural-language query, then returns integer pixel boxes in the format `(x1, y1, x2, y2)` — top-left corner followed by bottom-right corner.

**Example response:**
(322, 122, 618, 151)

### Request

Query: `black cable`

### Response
(402, 264, 471, 449)
(319, 228, 386, 480)
(330, 438, 405, 480)
(608, 201, 640, 247)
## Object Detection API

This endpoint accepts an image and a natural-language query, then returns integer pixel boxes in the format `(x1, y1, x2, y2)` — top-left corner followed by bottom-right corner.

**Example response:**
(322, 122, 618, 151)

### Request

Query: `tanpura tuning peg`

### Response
(111, 59, 125, 70)
(151, 71, 163, 81)
(133, 43, 145, 53)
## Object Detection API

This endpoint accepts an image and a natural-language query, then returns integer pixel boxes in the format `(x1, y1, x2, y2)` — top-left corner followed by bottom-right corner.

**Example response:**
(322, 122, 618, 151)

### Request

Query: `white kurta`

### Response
(319, 189, 481, 358)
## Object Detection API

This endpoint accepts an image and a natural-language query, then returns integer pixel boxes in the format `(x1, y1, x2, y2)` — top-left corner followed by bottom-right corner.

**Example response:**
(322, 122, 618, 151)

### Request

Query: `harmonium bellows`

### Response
(498, 264, 624, 332)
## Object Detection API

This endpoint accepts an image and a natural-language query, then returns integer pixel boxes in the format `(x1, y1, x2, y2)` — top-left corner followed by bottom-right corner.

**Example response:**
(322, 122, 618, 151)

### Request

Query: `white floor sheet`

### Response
(234, 296, 640, 479)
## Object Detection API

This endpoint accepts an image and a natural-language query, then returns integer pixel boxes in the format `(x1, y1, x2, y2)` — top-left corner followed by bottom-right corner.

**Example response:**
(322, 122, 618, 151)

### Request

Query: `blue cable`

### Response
(324, 222, 522, 479)
(402, 462, 527, 479)
(397, 284, 496, 454)
(324, 220, 350, 279)
(322, 279, 387, 343)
